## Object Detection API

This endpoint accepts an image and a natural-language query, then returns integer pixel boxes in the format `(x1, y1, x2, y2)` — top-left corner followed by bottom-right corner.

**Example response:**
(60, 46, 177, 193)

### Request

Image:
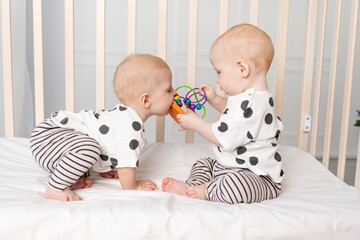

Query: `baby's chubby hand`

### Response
(176, 112, 201, 131)
(136, 180, 159, 191)
(199, 83, 217, 102)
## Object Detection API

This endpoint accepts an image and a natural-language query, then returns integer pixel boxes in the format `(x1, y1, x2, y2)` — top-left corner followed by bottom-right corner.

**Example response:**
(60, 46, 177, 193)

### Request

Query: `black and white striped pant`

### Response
(30, 119, 100, 191)
(186, 157, 281, 204)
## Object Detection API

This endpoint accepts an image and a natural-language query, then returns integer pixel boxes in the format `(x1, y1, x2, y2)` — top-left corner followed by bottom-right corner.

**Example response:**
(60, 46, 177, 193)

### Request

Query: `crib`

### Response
(1, 0, 360, 239)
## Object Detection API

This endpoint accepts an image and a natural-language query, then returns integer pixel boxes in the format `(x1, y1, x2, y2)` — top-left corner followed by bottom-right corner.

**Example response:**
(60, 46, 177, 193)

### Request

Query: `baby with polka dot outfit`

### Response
(162, 24, 284, 204)
(30, 54, 176, 201)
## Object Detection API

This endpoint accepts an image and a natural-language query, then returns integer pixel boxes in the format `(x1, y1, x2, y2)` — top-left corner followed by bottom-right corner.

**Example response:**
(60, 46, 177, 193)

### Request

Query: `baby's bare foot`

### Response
(185, 184, 208, 200)
(44, 187, 82, 201)
(70, 177, 92, 190)
(162, 177, 188, 196)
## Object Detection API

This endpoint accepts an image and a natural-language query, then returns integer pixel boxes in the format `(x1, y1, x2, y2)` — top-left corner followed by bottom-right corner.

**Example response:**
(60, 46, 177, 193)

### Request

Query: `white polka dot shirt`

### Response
(51, 104, 146, 172)
(212, 88, 284, 183)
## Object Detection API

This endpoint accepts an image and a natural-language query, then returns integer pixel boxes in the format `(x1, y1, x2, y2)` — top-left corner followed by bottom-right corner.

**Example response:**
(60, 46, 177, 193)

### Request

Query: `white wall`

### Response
(0, 0, 359, 159)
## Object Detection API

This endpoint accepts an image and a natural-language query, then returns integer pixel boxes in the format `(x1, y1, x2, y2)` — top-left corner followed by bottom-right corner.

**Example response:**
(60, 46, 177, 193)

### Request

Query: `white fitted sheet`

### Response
(0, 137, 360, 240)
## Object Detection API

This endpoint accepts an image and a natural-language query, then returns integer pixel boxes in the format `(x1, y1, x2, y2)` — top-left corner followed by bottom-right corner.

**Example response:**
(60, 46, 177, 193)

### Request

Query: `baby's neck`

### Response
(247, 71, 269, 92)
(123, 102, 149, 122)
(251, 82, 269, 92)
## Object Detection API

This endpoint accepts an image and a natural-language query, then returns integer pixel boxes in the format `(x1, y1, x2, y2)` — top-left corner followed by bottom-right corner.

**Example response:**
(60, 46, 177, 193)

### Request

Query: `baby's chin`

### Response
(161, 109, 171, 116)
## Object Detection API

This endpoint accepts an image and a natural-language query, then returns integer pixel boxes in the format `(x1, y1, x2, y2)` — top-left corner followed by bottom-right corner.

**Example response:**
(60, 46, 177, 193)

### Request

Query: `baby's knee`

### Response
(75, 138, 101, 164)
(214, 174, 250, 204)
(193, 157, 216, 169)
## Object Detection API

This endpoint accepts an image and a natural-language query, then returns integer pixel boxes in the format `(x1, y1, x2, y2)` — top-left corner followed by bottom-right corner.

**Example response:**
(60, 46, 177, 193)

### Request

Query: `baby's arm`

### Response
(116, 167, 158, 191)
(177, 112, 221, 146)
(100, 170, 118, 178)
(199, 83, 227, 113)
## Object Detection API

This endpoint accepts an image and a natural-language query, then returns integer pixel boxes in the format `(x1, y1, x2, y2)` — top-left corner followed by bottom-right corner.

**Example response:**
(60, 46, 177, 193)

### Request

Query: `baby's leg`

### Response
(184, 184, 208, 200)
(207, 169, 281, 204)
(46, 137, 100, 201)
(44, 186, 82, 201)
(31, 122, 100, 201)
(162, 157, 215, 198)
(185, 157, 216, 186)
(161, 177, 188, 196)
(44, 177, 92, 201)
(162, 178, 208, 200)
(182, 157, 218, 200)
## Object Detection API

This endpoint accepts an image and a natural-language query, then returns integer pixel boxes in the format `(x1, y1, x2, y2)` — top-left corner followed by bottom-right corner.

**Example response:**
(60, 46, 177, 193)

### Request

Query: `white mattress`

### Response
(0, 137, 360, 240)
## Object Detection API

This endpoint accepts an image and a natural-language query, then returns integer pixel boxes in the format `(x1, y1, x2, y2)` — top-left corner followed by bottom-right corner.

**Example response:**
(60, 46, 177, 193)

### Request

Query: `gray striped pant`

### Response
(185, 157, 281, 204)
(30, 119, 100, 191)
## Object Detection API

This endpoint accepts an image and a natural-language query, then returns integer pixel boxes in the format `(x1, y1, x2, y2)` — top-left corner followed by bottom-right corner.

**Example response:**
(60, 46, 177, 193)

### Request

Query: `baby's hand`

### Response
(100, 170, 118, 179)
(136, 180, 159, 191)
(177, 112, 201, 131)
(199, 83, 216, 102)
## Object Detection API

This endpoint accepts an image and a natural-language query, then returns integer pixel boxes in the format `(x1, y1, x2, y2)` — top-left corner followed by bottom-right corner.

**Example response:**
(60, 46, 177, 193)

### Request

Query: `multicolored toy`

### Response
(168, 85, 207, 124)
(355, 109, 360, 127)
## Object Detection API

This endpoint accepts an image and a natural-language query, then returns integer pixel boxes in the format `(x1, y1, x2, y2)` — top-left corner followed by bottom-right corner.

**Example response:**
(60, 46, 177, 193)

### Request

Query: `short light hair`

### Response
(113, 53, 170, 105)
(215, 24, 274, 72)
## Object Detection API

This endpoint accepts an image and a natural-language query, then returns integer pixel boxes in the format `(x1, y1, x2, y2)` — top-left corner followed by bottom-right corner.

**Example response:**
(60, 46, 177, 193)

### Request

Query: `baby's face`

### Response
(209, 42, 245, 96)
(150, 68, 175, 116)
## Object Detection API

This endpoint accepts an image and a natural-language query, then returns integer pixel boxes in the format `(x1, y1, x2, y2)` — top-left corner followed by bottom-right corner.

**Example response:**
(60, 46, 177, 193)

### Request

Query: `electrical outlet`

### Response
(303, 115, 311, 132)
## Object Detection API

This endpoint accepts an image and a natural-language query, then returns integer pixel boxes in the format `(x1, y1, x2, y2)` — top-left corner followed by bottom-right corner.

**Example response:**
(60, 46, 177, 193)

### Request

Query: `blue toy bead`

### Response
(174, 85, 207, 119)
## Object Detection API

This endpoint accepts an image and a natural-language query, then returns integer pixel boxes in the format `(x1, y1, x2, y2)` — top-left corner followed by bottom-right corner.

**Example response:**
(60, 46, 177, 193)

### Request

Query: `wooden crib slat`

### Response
(297, 0, 318, 151)
(355, 133, 360, 189)
(127, 0, 136, 55)
(322, 0, 342, 169)
(218, 0, 228, 37)
(185, 0, 199, 143)
(156, 0, 168, 143)
(215, 0, 228, 121)
(310, 0, 328, 157)
(249, 0, 259, 26)
(157, 0, 167, 60)
(96, 0, 106, 110)
(33, 0, 45, 125)
(337, 0, 359, 181)
(1, 0, 14, 137)
(274, 0, 289, 121)
(64, 0, 75, 112)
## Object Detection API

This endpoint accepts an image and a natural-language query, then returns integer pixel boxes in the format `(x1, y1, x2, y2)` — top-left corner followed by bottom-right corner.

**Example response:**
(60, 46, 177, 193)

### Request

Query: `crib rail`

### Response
(96, 0, 106, 111)
(0, 0, 359, 189)
(32, 0, 45, 127)
(65, 0, 75, 112)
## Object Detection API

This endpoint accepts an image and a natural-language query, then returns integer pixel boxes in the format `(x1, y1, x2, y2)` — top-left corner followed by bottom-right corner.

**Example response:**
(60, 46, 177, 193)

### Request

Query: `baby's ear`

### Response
(237, 59, 250, 78)
(140, 92, 151, 108)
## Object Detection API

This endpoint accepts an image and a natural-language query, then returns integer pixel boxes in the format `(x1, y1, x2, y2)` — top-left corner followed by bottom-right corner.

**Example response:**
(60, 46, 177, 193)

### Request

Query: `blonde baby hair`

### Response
(215, 24, 274, 72)
(113, 53, 170, 105)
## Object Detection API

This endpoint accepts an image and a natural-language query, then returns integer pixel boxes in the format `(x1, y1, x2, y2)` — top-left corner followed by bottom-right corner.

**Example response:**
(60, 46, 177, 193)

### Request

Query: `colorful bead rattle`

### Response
(168, 85, 207, 124)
